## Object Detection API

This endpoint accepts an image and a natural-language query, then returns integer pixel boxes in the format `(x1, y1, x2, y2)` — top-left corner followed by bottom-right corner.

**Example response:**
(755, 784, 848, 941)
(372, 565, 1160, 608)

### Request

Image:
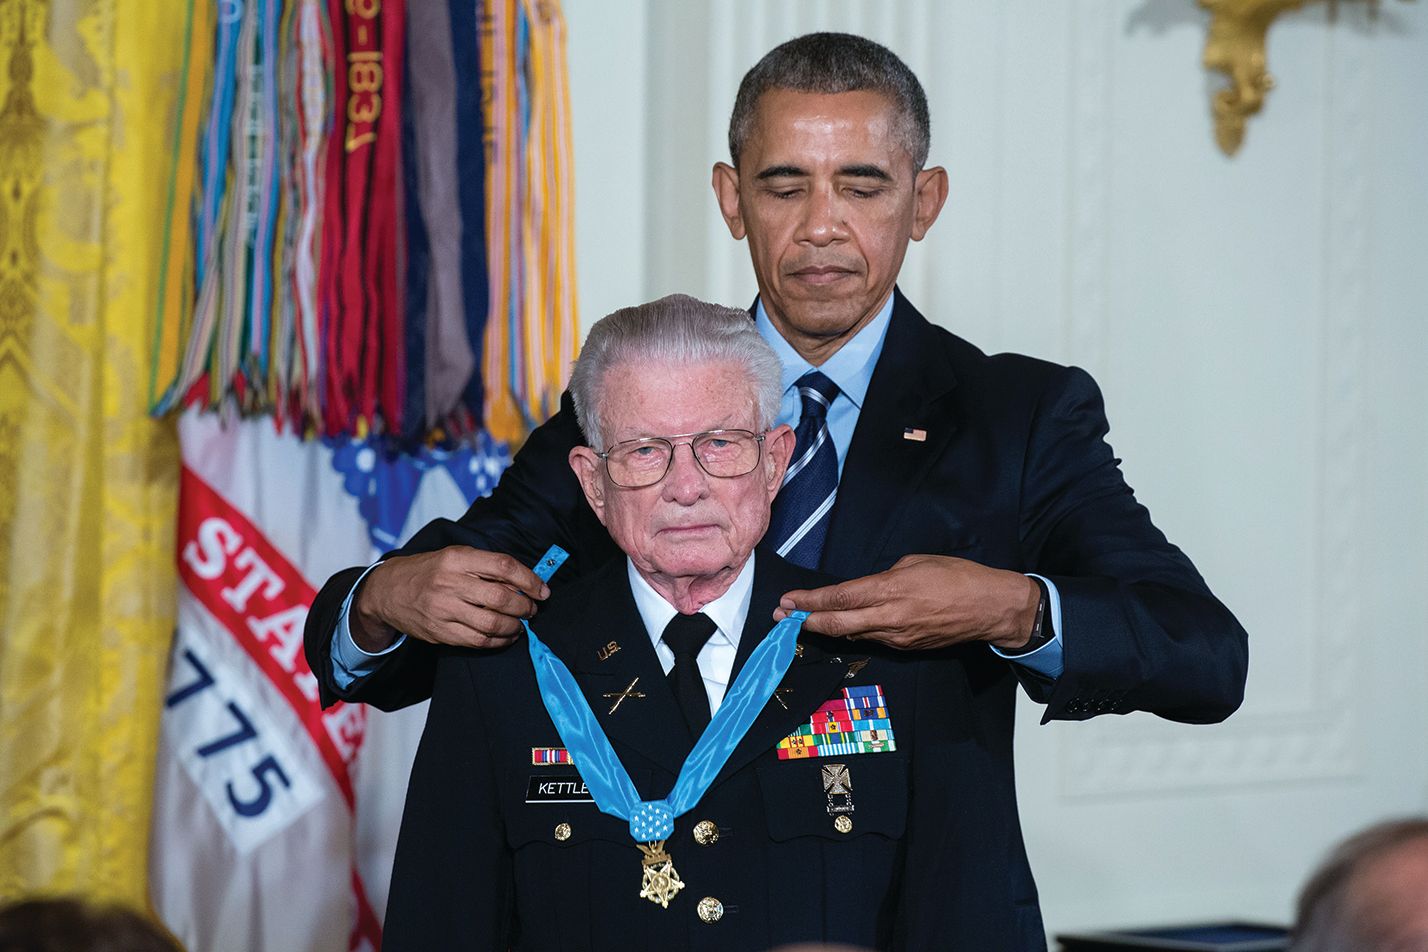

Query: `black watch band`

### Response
(1004, 576, 1053, 656)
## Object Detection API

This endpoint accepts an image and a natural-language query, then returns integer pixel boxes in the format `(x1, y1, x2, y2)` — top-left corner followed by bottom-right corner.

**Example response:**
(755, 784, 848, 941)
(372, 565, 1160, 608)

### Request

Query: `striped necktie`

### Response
(767, 370, 840, 569)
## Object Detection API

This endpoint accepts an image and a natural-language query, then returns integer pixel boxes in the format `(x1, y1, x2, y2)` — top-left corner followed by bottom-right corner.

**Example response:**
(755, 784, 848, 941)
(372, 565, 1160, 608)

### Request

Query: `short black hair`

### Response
(727, 32, 930, 170)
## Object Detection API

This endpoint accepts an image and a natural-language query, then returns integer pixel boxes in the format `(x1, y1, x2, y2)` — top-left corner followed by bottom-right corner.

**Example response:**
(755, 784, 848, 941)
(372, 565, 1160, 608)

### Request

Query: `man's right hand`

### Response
(350, 548, 551, 652)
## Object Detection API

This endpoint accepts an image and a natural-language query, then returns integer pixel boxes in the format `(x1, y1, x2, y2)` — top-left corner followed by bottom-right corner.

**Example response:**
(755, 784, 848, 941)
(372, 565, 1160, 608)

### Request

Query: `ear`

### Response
(711, 162, 746, 240)
(910, 165, 949, 241)
(568, 446, 610, 526)
(762, 424, 795, 502)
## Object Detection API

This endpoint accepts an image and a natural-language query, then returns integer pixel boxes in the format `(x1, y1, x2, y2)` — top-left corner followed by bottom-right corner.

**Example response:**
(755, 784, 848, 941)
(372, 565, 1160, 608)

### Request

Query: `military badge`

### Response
(601, 677, 645, 714)
(822, 762, 854, 815)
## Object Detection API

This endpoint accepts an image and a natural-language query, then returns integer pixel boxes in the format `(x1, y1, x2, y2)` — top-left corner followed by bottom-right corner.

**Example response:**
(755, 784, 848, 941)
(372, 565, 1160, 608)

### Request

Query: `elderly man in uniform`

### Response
(383, 296, 950, 951)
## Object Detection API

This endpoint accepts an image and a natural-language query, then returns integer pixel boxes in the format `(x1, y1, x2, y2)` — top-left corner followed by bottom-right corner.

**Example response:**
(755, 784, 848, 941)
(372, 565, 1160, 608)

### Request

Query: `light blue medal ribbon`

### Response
(523, 546, 808, 845)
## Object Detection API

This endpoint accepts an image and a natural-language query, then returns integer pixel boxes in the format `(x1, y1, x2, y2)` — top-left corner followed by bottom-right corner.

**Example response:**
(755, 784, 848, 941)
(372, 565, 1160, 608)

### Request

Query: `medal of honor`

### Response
(637, 841, 684, 908)
(523, 546, 807, 911)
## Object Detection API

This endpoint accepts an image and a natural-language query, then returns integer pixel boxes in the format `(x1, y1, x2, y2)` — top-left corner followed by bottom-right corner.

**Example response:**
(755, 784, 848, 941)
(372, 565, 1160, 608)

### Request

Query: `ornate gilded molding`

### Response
(1199, 0, 1309, 155)
(1198, 0, 1390, 155)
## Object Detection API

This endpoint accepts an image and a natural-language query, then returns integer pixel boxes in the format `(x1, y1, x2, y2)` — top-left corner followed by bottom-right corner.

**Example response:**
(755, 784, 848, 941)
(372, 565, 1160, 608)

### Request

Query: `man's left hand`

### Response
(773, 554, 1041, 651)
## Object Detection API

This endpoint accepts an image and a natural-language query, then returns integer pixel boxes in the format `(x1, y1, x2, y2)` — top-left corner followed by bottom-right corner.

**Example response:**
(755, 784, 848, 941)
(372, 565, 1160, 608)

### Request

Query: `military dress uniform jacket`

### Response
(310, 290, 1250, 950)
(383, 551, 966, 951)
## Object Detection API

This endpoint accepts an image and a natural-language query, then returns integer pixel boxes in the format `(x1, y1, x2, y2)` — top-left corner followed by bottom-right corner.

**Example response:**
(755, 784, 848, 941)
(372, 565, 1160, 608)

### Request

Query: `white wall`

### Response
(565, 0, 1428, 938)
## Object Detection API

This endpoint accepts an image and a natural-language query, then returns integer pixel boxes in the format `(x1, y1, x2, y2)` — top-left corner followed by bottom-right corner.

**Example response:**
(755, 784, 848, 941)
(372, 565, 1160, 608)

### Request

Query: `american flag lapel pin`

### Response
(902, 427, 927, 442)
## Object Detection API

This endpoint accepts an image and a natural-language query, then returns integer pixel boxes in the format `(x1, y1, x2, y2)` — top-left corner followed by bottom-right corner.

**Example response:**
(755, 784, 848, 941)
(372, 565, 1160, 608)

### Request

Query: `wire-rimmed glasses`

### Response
(597, 429, 766, 488)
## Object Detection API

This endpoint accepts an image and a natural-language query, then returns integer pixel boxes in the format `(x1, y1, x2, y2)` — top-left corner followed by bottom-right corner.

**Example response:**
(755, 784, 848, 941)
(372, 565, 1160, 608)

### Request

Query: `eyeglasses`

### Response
(596, 429, 766, 488)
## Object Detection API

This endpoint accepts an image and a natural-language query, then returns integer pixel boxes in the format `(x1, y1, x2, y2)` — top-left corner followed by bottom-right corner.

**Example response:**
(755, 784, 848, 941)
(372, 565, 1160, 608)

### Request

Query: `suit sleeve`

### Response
(382, 650, 513, 950)
(1016, 366, 1248, 724)
(303, 392, 616, 710)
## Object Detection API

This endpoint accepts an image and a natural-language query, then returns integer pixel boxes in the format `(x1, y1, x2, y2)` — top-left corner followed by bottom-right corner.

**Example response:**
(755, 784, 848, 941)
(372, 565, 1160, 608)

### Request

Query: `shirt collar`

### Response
(754, 290, 895, 410)
(627, 554, 756, 652)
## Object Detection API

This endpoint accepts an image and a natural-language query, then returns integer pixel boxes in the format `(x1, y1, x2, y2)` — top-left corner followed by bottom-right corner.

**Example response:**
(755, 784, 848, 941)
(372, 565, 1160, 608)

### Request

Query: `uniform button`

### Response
(696, 896, 724, 923)
(833, 815, 853, 834)
(553, 822, 572, 842)
(693, 820, 720, 846)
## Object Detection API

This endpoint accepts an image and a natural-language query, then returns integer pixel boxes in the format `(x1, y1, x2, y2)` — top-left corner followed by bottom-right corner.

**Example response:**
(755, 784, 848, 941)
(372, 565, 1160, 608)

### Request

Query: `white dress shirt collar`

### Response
(627, 554, 755, 655)
(626, 555, 756, 712)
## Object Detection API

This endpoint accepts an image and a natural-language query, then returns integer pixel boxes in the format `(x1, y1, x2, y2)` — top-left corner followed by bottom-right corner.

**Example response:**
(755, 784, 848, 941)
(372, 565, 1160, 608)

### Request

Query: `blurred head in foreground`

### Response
(1291, 816, 1428, 952)
(0, 898, 181, 952)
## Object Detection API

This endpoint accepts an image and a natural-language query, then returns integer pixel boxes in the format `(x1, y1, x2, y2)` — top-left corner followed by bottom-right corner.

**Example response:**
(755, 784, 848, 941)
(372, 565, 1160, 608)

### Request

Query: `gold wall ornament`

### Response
(1198, 0, 1391, 155)
(1199, 0, 1310, 155)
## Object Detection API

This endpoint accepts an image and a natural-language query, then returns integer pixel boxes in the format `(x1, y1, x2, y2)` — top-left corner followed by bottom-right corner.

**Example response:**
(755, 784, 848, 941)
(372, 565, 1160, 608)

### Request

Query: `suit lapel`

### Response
(820, 289, 959, 579)
(534, 561, 693, 778)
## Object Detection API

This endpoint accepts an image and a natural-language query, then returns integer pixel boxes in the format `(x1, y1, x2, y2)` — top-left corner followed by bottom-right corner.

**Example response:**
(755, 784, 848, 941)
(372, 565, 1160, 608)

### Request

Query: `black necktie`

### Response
(662, 612, 717, 736)
(767, 370, 841, 568)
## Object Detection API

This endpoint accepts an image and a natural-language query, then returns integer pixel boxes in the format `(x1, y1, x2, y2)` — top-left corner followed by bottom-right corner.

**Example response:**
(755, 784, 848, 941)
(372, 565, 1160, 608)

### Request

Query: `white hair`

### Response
(569, 294, 782, 451)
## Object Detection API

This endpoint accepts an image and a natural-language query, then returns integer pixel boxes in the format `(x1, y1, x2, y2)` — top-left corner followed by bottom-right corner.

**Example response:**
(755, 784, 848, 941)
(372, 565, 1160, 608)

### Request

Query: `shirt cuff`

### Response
(331, 562, 407, 692)
(989, 574, 1065, 680)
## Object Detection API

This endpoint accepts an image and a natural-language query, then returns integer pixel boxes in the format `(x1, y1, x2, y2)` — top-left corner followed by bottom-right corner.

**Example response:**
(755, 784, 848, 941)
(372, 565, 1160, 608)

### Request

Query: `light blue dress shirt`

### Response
(755, 295, 1063, 678)
(333, 293, 1064, 689)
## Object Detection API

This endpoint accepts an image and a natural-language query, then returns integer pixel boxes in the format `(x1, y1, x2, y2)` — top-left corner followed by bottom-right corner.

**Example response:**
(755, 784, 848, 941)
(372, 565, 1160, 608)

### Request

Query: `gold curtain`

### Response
(0, 0, 184, 905)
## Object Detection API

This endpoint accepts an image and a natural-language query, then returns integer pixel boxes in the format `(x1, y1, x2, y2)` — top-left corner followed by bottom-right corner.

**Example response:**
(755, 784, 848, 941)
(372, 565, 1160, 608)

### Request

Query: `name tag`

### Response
(525, 775, 593, 803)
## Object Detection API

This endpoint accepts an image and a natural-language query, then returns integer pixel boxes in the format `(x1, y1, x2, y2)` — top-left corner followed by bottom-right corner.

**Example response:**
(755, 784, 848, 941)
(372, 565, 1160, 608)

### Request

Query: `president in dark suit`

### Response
(385, 297, 961, 949)
(307, 33, 1248, 949)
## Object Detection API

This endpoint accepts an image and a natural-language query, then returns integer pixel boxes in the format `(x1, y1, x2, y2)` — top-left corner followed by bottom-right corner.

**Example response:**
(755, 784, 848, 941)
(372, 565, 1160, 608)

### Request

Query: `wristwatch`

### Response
(1004, 575, 1053, 655)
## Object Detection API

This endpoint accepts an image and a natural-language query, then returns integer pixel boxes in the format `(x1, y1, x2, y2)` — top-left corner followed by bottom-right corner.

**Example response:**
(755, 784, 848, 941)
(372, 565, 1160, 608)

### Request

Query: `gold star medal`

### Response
(637, 841, 685, 908)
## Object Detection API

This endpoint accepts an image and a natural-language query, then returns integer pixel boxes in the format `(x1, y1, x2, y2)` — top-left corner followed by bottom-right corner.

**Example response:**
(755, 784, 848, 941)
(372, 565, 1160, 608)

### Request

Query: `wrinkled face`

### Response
(569, 360, 793, 585)
(713, 89, 947, 361)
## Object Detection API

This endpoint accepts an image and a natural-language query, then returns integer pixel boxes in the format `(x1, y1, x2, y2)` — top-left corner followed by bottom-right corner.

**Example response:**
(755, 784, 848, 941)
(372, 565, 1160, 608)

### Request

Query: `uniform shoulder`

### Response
(533, 554, 629, 631)
(753, 548, 841, 592)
